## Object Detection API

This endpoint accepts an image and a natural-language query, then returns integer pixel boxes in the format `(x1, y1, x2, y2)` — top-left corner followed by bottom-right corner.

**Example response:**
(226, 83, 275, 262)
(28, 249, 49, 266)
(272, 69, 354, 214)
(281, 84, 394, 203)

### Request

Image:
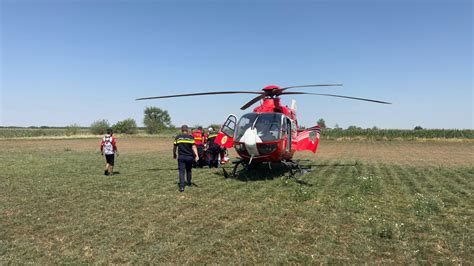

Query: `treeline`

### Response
(311, 118, 473, 139)
(0, 107, 216, 138)
(0, 126, 472, 140)
(2, 110, 472, 139)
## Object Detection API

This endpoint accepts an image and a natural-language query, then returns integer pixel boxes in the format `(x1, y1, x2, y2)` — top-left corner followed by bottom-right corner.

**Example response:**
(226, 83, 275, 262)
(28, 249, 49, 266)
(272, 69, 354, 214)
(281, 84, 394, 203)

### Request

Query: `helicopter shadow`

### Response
(215, 161, 359, 186)
(216, 163, 300, 182)
(296, 159, 359, 168)
(146, 168, 179, 171)
(304, 163, 358, 168)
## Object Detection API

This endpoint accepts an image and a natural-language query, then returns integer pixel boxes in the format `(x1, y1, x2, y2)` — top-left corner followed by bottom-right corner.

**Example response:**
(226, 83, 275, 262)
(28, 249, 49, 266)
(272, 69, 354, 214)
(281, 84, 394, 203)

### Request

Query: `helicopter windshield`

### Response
(235, 113, 282, 142)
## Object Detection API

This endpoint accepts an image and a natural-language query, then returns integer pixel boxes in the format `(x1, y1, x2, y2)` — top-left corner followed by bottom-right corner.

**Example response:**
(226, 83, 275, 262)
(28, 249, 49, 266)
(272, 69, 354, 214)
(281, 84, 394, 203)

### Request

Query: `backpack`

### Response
(103, 135, 114, 155)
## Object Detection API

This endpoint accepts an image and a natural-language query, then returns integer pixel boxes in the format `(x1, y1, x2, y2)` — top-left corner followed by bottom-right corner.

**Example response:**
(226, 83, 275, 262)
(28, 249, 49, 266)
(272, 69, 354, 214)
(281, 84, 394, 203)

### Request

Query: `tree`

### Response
(90, 120, 110, 135)
(207, 124, 222, 131)
(143, 107, 172, 134)
(113, 118, 138, 134)
(347, 125, 361, 130)
(414, 126, 423, 130)
(66, 123, 80, 136)
(317, 118, 326, 129)
(334, 124, 341, 129)
(192, 124, 203, 131)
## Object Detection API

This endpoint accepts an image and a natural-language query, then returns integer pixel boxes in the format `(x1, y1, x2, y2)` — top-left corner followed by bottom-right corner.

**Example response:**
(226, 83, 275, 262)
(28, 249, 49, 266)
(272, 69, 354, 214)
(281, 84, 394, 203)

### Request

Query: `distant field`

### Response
(0, 127, 472, 140)
(0, 128, 179, 139)
(1, 137, 473, 263)
(322, 128, 474, 140)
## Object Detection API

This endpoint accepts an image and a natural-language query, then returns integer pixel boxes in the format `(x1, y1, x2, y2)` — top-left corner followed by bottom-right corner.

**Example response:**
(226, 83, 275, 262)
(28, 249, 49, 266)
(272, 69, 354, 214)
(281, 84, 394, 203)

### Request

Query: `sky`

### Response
(1, 0, 472, 129)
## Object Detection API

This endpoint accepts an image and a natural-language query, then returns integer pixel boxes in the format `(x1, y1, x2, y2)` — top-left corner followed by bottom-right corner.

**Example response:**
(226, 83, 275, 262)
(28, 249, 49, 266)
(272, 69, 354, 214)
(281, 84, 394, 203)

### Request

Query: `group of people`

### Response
(174, 125, 228, 192)
(99, 125, 228, 192)
(190, 126, 228, 168)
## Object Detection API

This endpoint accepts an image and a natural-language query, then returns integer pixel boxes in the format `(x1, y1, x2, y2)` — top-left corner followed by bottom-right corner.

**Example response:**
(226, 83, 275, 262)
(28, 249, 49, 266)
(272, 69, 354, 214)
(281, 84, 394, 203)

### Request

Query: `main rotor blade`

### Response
(241, 94, 265, 110)
(136, 91, 263, 101)
(282, 92, 392, 104)
(281, 84, 343, 91)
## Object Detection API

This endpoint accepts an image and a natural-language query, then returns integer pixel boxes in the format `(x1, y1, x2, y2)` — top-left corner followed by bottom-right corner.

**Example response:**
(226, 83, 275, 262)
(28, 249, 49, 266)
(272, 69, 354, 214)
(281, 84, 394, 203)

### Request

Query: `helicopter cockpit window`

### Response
(255, 113, 282, 142)
(235, 113, 282, 142)
(221, 115, 237, 137)
(235, 113, 258, 140)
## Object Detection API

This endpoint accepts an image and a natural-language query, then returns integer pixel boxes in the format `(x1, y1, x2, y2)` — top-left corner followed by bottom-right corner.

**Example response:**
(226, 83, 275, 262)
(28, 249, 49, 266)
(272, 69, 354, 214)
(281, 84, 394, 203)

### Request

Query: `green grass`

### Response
(1, 143, 473, 263)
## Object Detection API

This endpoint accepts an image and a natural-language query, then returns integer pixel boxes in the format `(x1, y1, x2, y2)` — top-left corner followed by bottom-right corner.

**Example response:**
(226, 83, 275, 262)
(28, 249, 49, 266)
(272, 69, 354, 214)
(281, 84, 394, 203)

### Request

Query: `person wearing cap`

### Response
(173, 125, 199, 192)
(100, 128, 119, 176)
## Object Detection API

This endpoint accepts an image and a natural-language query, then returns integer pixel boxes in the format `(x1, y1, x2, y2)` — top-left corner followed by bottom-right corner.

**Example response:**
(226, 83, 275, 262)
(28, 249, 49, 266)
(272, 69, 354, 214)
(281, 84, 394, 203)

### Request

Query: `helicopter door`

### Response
(285, 118, 292, 152)
(215, 114, 237, 148)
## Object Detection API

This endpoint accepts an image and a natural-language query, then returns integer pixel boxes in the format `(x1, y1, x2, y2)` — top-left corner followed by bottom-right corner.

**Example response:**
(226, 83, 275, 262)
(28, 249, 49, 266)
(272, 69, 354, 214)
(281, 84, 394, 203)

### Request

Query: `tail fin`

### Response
(295, 125, 321, 153)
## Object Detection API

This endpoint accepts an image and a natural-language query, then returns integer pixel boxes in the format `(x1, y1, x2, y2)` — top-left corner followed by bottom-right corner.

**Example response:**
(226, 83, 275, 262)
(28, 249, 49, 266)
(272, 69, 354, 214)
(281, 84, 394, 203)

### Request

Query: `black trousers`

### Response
(207, 150, 219, 168)
(193, 145, 206, 168)
(197, 145, 206, 167)
(178, 156, 194, 188)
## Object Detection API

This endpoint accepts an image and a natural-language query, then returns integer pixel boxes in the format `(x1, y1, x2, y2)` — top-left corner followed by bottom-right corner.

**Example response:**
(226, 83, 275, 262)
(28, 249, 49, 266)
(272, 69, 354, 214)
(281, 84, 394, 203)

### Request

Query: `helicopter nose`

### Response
(240, 128, 262, 157)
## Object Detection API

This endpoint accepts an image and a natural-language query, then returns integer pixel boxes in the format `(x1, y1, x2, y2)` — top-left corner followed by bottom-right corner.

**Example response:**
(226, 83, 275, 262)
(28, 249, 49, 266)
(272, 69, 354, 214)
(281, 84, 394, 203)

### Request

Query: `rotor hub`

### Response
(262, 85, 282, 97)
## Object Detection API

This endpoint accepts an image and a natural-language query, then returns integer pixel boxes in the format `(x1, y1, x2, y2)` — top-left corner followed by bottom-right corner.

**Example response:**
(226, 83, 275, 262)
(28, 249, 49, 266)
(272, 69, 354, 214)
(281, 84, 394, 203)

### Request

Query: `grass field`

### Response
(1, 137, 473, 263)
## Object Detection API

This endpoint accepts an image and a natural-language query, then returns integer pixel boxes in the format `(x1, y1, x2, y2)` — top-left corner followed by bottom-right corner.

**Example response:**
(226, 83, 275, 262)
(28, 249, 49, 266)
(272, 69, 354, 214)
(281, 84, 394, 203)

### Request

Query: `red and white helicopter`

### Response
(137, 84, 391, 177)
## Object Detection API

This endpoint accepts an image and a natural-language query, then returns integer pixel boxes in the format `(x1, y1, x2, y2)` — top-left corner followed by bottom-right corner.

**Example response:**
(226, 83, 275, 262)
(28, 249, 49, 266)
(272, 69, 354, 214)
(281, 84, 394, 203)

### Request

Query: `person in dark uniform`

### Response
(205, 128, 220, 168)
(173, 125, 199, 192)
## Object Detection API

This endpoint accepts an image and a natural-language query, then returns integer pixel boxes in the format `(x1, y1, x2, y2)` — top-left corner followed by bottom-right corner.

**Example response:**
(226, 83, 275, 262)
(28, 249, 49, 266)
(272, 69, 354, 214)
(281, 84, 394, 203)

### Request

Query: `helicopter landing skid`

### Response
(281, 160, 312, 185)
(221, 158, 256, 179)
(222, 158, 312, 185)
(231, 158, 250, 178)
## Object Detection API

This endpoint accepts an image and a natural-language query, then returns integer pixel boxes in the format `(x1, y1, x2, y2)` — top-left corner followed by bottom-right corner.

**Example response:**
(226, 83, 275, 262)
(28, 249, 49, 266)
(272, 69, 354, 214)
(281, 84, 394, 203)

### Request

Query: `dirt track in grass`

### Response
(1, 137, 472, 166)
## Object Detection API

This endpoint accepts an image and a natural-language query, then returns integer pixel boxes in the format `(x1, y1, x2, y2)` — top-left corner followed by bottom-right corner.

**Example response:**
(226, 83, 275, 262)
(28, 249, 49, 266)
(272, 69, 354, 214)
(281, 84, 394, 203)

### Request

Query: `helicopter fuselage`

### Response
(231, 97, 299, 163)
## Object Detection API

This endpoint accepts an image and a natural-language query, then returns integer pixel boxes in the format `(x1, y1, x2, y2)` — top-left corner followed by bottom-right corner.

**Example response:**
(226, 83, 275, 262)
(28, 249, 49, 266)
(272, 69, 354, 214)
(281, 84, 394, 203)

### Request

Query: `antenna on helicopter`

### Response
(291, 99, 297, 111)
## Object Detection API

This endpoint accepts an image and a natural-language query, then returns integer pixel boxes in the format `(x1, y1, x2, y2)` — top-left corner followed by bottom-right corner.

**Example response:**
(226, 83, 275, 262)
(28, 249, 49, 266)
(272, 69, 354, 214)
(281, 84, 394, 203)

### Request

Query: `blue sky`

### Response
(1, 0, 472, 129)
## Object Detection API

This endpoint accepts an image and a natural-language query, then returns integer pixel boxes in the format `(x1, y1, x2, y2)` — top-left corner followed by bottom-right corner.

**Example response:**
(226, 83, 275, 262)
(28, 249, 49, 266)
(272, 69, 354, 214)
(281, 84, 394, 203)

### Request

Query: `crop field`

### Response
(1, 137, 473, 263)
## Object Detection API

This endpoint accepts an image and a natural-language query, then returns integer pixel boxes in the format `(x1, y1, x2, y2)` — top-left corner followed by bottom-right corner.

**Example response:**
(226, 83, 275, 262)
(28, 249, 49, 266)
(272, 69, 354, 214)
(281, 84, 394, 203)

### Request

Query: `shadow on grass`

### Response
(146, 168, 179, 171)
(216, 163, 299, 182)
(296, 159, 360, 168)
(214, 161, 358, 186)
(146, 167, 218, 171)
(174, 181, 200, 187)
(311, 163, 358, 167)
(145, 163, 356, 172)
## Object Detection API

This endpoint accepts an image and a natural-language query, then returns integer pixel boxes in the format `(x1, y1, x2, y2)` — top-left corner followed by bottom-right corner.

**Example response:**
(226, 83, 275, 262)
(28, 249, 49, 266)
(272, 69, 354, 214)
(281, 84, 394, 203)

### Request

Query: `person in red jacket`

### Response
(192, 126, 206, 168)
(100, 128, 119, 176)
